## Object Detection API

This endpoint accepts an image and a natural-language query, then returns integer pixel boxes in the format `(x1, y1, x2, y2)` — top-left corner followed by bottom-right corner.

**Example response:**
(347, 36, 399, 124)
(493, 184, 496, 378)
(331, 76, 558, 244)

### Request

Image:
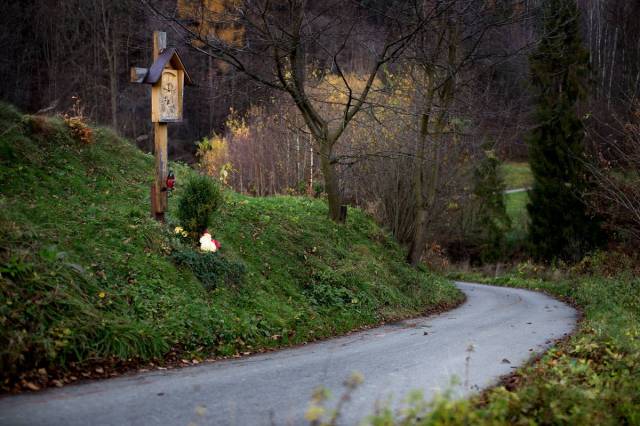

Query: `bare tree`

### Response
(587, 105, 640, 242)
(143, 0, 426, 222)
(403, 0, 529, 265)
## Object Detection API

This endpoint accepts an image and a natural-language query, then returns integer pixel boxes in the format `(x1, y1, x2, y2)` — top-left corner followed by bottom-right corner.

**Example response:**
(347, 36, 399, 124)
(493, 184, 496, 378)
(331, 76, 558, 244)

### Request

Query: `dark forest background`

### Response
(4, 1, 639, 158)
(2, 0, 640, 262)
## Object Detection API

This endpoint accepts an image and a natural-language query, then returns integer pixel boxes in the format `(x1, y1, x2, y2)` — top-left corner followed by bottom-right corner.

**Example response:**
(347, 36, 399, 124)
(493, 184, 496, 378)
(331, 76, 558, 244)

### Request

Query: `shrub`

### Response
(588, 106, 640, 246)
(304, 269, 362, 308)
(177, 175, 223, 235)
(172, 247, 245, 290)
(305, 280, 355, 308)
(62, 96, 93, 144)
(469, 143, 511, 263)
(196, 134, 229, 179)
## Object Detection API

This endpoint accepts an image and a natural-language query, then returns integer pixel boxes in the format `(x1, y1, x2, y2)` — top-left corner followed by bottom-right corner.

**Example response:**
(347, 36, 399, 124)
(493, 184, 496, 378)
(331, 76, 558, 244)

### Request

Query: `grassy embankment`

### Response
(0, 103, 462, 391)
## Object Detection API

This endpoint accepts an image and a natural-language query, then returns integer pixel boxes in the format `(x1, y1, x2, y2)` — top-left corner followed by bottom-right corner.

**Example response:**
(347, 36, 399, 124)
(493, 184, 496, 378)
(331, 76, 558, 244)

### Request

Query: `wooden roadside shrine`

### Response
(130, 31, 192, 221)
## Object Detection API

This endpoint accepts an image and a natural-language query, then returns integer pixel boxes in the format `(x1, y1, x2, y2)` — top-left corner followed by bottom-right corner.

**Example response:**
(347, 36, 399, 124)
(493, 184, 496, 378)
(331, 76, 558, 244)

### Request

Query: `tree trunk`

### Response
(407, 208, 428, 266)
(407, 112, 429, 265)
(319, 143, 344, 222)
(109, 59, 118, 129)
(307, 140, 314, 196)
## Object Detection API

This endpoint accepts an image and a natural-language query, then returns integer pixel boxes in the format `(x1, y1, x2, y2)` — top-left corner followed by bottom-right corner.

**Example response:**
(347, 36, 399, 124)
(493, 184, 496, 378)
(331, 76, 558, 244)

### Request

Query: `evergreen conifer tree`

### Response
(527, 0, 601, 261)
(472, 142, 511, 263)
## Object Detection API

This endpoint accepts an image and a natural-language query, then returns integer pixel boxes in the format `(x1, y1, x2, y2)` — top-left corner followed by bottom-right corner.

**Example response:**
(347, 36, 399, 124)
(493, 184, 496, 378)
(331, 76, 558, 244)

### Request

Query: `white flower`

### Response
(199, 232, 218, 252)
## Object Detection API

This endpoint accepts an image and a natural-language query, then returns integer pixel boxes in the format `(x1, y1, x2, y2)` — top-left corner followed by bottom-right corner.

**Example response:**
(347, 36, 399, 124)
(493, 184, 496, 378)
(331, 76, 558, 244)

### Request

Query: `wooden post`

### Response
(153, 31, 166, 60)
(131, 31, 191, 221)
(152, 31, 168, 221)
(153, 122, 169, 220)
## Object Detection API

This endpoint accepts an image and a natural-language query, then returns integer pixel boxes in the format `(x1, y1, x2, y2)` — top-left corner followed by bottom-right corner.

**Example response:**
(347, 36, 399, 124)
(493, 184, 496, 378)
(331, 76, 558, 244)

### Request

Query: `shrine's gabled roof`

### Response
(144, 48, 193, 85)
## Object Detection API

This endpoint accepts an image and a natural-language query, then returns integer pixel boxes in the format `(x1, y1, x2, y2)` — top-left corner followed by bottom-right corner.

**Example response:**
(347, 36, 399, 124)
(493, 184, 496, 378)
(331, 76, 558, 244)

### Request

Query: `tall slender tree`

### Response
(471, 141, 511, 263)
(527, 0, 601, 261)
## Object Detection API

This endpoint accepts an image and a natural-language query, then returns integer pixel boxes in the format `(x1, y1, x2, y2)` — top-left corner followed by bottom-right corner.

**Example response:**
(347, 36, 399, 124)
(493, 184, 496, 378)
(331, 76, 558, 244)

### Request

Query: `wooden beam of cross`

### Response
(130, 31, 192, 221)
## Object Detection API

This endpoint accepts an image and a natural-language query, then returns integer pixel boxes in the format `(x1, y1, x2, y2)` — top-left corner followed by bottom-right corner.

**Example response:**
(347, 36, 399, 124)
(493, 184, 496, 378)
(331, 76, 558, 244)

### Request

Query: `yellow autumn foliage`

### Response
(177, 0, 244, 47)
(197, 134, 230, 178)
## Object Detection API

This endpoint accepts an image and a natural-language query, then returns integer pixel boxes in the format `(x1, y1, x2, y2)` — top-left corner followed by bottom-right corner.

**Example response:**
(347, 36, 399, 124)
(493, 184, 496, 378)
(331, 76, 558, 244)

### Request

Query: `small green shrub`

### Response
(304, 269, 364, 308)
(294, 180, 324, 197)
(172, 247, 246, 290)
(177, 175, 223, 235)
(305, 281, 355, 307)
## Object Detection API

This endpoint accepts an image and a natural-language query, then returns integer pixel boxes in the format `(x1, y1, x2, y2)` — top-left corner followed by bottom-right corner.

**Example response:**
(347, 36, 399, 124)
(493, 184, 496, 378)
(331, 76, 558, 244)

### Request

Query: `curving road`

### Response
(0, 282, 576, 426)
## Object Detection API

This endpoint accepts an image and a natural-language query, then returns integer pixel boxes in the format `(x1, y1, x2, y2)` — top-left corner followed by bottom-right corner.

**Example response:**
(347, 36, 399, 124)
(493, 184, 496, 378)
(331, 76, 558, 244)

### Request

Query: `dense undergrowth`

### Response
(0, 103, 461, 391)
(359, 255, 640, 425)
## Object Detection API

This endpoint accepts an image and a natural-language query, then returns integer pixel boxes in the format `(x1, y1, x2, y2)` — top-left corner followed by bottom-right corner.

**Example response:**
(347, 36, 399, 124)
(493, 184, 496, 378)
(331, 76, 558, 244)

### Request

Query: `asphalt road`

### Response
(0, 282, 577, 426)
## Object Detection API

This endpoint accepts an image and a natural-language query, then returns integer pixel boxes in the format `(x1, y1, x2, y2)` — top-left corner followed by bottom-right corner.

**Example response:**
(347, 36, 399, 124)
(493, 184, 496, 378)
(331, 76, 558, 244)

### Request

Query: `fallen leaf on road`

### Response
(24, 382, 40, 391)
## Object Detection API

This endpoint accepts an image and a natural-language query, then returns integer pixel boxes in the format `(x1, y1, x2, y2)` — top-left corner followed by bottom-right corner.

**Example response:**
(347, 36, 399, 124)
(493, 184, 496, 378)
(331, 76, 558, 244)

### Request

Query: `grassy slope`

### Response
(500, 162, 533, 190)
(501, 162, 531, 247)
(0, 104, 461, 389)
(505, 190, 529, 244)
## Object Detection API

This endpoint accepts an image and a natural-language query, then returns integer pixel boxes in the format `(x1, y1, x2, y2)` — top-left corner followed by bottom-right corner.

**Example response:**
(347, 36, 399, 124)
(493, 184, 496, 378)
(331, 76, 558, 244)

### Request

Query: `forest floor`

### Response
(0, 103, 462, 393)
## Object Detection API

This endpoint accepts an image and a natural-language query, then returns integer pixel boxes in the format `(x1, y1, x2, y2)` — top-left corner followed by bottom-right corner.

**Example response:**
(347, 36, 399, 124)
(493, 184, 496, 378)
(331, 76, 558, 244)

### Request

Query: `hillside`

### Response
(0, 104, 462, 392)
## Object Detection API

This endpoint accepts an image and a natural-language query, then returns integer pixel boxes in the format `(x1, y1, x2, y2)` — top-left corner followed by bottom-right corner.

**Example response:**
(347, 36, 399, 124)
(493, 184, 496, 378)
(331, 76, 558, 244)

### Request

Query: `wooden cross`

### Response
(131, 31, 192, 221)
